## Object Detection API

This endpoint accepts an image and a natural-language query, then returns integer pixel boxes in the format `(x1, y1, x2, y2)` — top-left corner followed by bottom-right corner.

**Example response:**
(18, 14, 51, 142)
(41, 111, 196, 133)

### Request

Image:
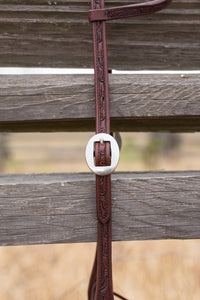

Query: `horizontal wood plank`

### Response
(0, 0, 199, 69)
(0, 74, 200, 132)
(0, 171, 199, 246)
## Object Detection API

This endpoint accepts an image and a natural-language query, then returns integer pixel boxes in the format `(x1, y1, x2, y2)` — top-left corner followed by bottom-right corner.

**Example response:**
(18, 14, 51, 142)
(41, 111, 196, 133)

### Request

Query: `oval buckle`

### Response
(85, 133, 120, 176)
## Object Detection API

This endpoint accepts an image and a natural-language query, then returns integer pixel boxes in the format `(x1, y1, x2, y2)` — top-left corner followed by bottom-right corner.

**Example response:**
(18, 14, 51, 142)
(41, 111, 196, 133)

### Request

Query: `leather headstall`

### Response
(85, 0, 172, 299)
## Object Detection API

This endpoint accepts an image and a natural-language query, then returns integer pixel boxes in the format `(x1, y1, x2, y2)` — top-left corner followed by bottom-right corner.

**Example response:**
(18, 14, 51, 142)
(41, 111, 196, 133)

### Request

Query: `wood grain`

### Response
(0, 171, 199, 246)
(0, 74, 199, 132)
(0, 0, 199, 69)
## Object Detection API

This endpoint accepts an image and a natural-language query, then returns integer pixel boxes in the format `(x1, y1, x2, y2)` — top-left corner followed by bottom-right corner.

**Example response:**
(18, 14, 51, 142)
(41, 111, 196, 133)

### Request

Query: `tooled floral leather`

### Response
(89, 0, 172, 22)
(88, 0, 114, 298)
(88, 0, 173, 299)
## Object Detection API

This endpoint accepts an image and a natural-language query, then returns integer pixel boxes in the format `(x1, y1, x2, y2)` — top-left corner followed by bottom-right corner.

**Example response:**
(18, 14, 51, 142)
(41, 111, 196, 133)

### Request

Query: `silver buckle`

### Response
(85, 133, 120, 176)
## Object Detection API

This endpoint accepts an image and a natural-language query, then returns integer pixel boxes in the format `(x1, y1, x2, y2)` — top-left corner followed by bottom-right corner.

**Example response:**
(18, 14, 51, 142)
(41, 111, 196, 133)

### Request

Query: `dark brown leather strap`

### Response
(88, 0, 172, 22)
(87, 0, 172, 299)
(88, 0, 113, 298)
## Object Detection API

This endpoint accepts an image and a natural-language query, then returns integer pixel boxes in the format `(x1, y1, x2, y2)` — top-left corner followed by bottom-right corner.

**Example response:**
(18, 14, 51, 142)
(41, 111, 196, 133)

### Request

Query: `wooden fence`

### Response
(0, 0, 200, 246)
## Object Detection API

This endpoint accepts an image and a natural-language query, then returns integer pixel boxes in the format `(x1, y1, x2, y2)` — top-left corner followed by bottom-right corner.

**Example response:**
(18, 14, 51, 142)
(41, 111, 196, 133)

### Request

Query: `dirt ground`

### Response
(0, 132, 200, 300)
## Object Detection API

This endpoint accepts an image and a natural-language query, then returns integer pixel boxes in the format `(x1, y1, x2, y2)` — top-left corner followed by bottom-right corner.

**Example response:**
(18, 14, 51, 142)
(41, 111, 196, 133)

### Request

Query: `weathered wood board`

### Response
(0, 74, 199, 132)
(0, 0, 199, 69)
(0, 171, 199, 246)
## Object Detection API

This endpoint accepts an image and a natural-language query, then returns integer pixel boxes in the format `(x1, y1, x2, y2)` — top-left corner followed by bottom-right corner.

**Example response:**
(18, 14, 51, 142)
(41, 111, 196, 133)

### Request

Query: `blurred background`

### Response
(0, 131, 200, 299)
